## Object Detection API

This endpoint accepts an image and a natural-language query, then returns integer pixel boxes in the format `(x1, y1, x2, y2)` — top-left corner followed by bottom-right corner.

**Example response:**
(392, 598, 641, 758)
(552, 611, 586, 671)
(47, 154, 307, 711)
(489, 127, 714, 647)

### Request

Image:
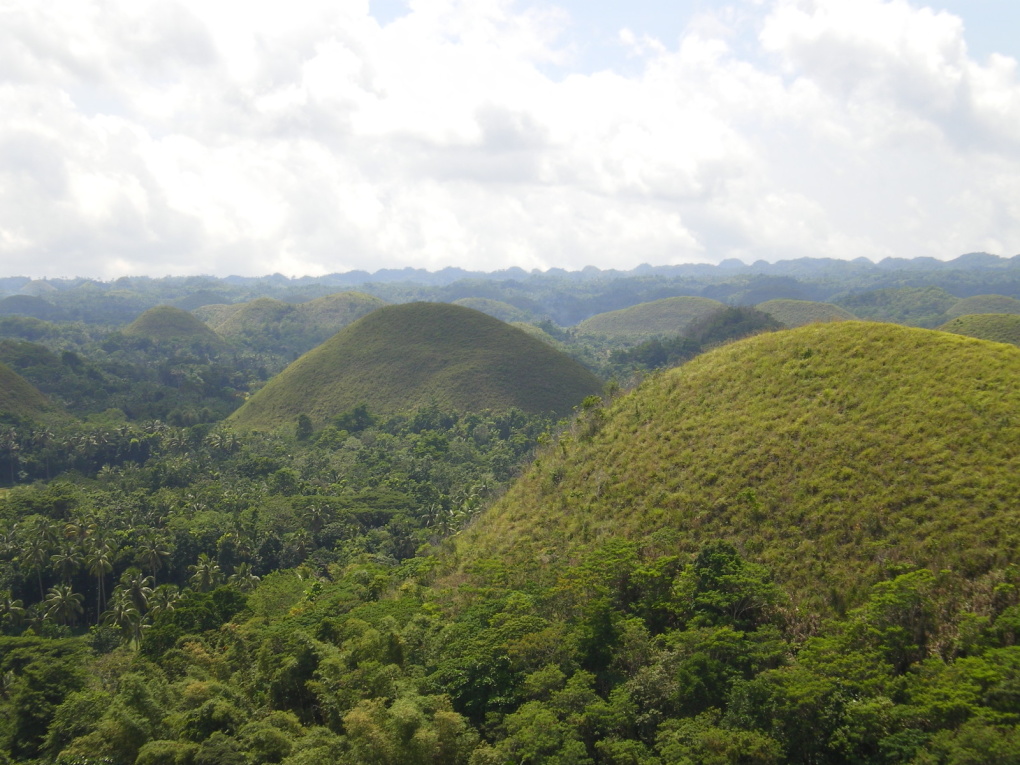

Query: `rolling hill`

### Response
(939, 314, 1020, 346)
(457, 321, 1020, 616)
(944, 294, 1020, 318)
(452, 298, 535, 323)
(123, 306, 223, 345)
(228, 302, 604, 430)
(755, 298, 856, 327)
(574, 296, 725, 342)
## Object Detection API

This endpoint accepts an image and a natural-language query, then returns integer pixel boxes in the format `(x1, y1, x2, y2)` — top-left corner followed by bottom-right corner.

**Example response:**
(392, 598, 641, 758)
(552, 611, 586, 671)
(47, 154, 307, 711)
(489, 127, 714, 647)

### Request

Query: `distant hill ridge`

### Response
(457, 321, 1020, 616)
(229, 302, 603, 429)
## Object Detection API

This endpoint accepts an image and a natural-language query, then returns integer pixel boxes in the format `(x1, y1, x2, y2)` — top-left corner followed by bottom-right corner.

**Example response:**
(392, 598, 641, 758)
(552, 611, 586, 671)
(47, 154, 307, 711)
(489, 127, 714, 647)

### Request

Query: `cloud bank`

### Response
(1, 0, 1018, 278)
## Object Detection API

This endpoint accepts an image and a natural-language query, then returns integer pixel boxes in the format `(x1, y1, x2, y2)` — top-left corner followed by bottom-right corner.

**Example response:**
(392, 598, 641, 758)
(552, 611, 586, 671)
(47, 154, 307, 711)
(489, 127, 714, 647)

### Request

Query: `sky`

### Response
(2, 0, 1020, 279)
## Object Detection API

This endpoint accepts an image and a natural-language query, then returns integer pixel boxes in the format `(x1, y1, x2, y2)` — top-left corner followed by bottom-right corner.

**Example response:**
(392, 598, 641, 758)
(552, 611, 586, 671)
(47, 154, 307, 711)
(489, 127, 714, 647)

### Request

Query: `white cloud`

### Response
(0, 0, 1019, 278)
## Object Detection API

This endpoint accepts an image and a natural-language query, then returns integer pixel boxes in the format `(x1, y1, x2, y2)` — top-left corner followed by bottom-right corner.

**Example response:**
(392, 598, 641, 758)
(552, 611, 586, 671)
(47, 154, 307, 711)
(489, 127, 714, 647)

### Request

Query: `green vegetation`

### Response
(459, 322, 1020, 617)
(123, 306, 223, 347)
(755, 298, 856, 327)
(229, 303, 604, 430)
(574, 296, 725, 343)
(939, 314, 1020, 346)
(945, 294, 1020, 318)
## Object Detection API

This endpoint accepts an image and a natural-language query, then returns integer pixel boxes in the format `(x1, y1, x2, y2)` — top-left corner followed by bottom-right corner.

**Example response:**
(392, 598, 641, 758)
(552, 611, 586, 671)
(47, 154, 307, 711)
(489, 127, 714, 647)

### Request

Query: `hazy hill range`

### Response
(944, 294, 1020, 318)
(755, 298, 856, 327)
(834, 286, 958, 327)
(457, 321, 1020, 616)
(574, 296, 725, 343)
(939, 314, 1020, 346)
(229, 302, 604, 430)
(123, 305, 223, 346)
(0, 361, 61, 422)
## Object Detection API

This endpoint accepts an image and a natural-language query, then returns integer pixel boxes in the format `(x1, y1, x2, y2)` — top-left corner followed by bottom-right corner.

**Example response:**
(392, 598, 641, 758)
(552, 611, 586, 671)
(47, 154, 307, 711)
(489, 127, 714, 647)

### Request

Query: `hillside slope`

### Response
(458, 322, 1020, 613)
(945, 294, 1020, 318)
(229, 302, 603, 429)
(574, 296, 725, 342)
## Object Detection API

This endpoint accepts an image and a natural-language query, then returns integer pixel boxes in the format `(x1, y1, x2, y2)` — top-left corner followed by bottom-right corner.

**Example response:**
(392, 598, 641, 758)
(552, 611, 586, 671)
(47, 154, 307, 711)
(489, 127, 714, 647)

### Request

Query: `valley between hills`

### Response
(1, 255, 1020, 762)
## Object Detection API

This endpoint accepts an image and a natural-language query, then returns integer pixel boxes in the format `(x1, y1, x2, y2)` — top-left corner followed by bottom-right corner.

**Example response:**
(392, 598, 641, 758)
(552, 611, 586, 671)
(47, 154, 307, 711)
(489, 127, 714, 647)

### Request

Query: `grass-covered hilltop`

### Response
(229, 302, 604, 430)
(123, 306, 224, 347)
(460, 322, 1020, 613)
(754, 298, 856, 327)
(940, 313, 1020, 346)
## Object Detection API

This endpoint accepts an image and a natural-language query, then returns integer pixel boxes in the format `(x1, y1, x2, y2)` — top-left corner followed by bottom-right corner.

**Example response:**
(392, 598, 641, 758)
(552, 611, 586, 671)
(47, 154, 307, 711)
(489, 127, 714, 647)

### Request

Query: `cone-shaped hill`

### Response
(456, 322, 1020, 616)
(0, 361, 61, 422)
(124, 306, 223, 346)
(756, 299, 856, 327)
(574, 296, 725, 342)
(939, 314, 1020, 346)
(228, 302, 604, 429)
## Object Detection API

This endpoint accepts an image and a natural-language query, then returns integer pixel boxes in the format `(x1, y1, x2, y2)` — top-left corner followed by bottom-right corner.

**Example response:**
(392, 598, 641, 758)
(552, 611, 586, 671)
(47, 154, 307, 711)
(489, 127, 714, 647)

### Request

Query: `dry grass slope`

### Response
(0, 362, 60, 421)
(457, 322, 1020, 616)
(945, 294, 1020, 319)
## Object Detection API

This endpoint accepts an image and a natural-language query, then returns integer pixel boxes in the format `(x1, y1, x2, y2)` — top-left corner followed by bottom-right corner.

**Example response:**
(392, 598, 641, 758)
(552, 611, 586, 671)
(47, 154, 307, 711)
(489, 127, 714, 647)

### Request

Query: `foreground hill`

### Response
(458, 321, 1020, 613)
(229, 302, 603, 429)
(0, 361, 61, 422)
(755, 298, 856, 327)
(123, 306, 223, 346)
(939, 314, 1020, 346)
(574, 296, 725, 342)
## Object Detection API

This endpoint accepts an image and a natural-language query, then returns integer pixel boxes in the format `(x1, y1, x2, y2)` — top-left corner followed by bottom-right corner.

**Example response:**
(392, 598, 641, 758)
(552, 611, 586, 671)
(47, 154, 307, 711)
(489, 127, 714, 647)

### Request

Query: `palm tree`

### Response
(147, 584, 180, 621)
(0, 591, 25, 631)
(85, 538, 115, 621)
(51, 544, 83, 585)
(20, 534, 50, 601)
(136, 533, 170, 585)
(101, 590, 142, 647)
(228, 562, 261, 592)
(188, 553, 222, 593)
(44, 584, 84, 627)
(122, 570, 154, 613)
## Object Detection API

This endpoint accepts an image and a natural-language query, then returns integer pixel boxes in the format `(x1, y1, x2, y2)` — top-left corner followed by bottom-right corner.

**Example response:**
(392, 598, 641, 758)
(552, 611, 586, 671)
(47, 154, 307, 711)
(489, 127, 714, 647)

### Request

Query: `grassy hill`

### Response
(229, 302, 604, 430)
(457, 321, 1020, 616)
(574, 296, 725, 342)
(123, 306, 223, 345)
(945, 294, 1020, 318)
(0, 361, 60, 422)
(939, 314, 1020, 346)
(756, 298, 856, 327)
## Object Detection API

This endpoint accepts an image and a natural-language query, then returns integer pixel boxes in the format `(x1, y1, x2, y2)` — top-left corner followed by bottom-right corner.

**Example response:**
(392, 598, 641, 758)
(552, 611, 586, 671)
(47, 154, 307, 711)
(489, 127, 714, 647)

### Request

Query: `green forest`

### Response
(2, 255, 1020, 763)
